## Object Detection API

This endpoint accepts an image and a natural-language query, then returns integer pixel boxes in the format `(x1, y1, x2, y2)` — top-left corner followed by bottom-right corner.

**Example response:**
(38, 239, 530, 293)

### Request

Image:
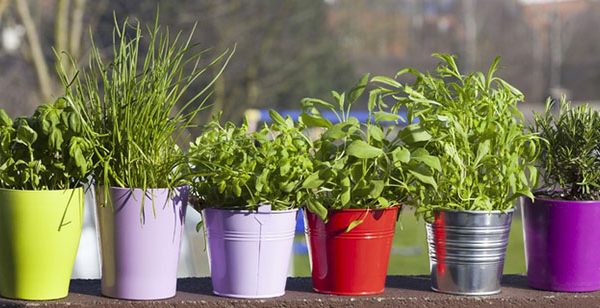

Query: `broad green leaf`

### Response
(391, 147, 410, 164)
(346, 140, 383, 159)
(368, 180, 384, 198)
(323, 122, 358, 140)
(16, 124, 37, 146)
(409, 169, 437, 190)
(374, 111, 401, 123)
(399, 124, 432, 144)
(302, 172, 324, 189)
(411, 149, 442, 172)
(368, 125, 384, 141)
(345, 219, 364, 232)
(301, 113, 332, 128)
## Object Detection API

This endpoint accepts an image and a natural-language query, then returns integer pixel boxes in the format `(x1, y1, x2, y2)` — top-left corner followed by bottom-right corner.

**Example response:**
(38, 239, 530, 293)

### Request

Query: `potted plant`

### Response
(374, 54, 540, 295)
(64, 17, 232, 300)
(523, 97, 600, 292)
(0, 97, 96, 300)
(188, 111, 312, 298)
(299, 75, 439, 295)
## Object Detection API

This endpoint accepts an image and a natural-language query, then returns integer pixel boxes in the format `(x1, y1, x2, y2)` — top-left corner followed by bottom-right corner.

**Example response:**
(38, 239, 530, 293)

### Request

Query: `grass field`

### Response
(293, 208, 525, 276)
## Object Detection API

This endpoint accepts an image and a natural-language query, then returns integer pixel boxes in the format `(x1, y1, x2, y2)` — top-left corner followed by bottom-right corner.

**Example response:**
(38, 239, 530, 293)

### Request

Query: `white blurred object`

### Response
(71, 184, 101, 279)
(2, 25, 25, 53)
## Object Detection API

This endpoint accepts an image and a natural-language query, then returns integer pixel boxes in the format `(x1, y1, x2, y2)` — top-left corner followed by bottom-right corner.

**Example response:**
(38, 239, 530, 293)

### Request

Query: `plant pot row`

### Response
(2, 187, 599, 301)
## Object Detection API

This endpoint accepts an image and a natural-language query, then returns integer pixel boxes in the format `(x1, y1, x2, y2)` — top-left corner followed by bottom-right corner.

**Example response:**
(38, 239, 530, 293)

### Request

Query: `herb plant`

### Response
(374, 54, 539, 216)
(532, 97, 600, 200)
(300, 74, 440, 224)
(188, 111, 313, 211)
(62, 16, 232, 197)
(0, 97, 95, 190)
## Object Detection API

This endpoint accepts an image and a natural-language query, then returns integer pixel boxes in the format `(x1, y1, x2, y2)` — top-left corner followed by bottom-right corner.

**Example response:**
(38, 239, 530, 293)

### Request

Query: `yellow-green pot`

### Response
(0, 187, 84, 300)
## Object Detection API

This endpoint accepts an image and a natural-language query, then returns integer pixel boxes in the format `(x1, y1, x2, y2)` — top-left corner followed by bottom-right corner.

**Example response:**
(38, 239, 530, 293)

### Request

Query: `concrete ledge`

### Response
(0, 276, 598, 307)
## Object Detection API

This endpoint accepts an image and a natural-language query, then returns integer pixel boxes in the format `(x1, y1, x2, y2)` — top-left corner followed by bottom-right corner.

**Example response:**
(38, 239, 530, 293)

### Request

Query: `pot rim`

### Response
(529, 195, 600, 204)
(323, 205, 402, 213)
(203, 207, 299, 214)
(0, 186, 83, 193)
(434, 208, 515, 214)
(103, 186, 187, 192)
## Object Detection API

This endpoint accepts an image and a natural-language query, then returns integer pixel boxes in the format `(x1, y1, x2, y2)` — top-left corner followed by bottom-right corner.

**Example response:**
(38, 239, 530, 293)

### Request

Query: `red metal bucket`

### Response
(304, 207, 399, 295)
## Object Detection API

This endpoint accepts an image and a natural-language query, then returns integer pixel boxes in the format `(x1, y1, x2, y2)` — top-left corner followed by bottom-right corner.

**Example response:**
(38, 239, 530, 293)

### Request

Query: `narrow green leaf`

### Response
(345, 219, 364, 232)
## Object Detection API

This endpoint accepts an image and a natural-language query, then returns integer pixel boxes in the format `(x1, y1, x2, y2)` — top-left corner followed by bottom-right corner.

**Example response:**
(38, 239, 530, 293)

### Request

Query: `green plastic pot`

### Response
(0, 187, 84, 300)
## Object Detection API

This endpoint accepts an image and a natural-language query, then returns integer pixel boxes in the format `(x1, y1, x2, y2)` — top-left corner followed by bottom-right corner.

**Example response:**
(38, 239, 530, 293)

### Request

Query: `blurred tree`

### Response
(0, 0, 355, 123)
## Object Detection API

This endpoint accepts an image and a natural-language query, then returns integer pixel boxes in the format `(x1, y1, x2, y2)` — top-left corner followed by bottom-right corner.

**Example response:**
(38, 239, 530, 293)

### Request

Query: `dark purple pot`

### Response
(522, 197, 600, 292)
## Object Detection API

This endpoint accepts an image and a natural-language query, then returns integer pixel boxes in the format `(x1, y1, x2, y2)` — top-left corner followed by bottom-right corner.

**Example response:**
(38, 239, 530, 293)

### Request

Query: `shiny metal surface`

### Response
(426, 209, 514, 295)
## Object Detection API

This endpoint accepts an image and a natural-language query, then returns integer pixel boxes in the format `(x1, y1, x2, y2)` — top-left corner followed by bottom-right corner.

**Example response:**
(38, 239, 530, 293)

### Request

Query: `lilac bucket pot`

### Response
(97, 187, 187, 300)
(522, 197, 600, 292)
(203, 206, 297, 298)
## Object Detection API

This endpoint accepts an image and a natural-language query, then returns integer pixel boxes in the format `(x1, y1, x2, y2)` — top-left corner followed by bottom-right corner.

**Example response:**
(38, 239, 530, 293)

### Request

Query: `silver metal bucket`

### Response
(426, 209, 514, 295)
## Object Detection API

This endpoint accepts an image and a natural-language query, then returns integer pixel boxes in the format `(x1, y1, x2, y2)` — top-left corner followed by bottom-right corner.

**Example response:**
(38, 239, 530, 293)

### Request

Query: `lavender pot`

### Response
(522, 197, 600, 292)
(97, 187, 187, 300)
(203, 206, 297, 298)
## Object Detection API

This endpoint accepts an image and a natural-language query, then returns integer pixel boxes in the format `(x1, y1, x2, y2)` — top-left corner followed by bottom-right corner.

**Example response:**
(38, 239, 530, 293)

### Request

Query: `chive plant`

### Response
(374, 54, 540, 217)
(532, 97, 600, 200)
(62, 16, 232, 201)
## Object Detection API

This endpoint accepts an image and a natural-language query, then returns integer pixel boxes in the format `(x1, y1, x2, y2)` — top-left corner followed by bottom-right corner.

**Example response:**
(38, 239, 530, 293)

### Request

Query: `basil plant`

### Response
(188, 111, 313, 211)
(0, 97, 96, 190)
(374, 54, 540, 218)
(300, 74, 440, 226)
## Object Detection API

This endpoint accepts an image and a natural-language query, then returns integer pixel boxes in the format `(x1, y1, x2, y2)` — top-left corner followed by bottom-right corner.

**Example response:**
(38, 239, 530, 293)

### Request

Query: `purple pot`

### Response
(203, 206, 297, 298)
(97, 186, 187, 300)
(522, 197, 600, 292)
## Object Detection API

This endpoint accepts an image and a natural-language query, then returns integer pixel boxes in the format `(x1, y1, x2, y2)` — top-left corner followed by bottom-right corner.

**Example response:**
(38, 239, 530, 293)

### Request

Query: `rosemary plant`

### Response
(532, 97, 600, 200)
(62, 16, 232, 199)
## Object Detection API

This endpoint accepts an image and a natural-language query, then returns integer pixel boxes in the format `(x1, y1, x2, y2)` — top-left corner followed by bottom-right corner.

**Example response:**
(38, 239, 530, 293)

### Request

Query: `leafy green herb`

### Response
(60, 15, 232, 200)
(0, 97, 96, 190)
(374, 54, 540, 217)
(300, 74, 440, 221)
(532, 97, 600, 200)
(188, 111, 313, 211)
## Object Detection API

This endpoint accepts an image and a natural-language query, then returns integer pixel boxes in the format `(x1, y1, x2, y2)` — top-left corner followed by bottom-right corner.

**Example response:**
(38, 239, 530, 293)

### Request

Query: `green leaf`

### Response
(346, 140, 383, 159)
(307, 198, 328, 221)
(323, 122, 358, 140)
(345, 219, 364, 232)
(195, 221, 204, 232)
(391, 147, 410, 164)
(49, 129, 63, 150)
(348, 73, 370, 104)
(411, 149, 442, 172)
(368, 180, 384, 198)
(399, 124, 432, 144)
(374, 111, 401, 123)
(0, 109, 12, 127)
(368, 125, 384, 141)
(301, 113, 332, 128)
(16, 124, 37, 146)
(371, 75, 401, 88)
(269, 109, 286, 127)
(409, 169, 437, 190)
(302, 172, 324, 189)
